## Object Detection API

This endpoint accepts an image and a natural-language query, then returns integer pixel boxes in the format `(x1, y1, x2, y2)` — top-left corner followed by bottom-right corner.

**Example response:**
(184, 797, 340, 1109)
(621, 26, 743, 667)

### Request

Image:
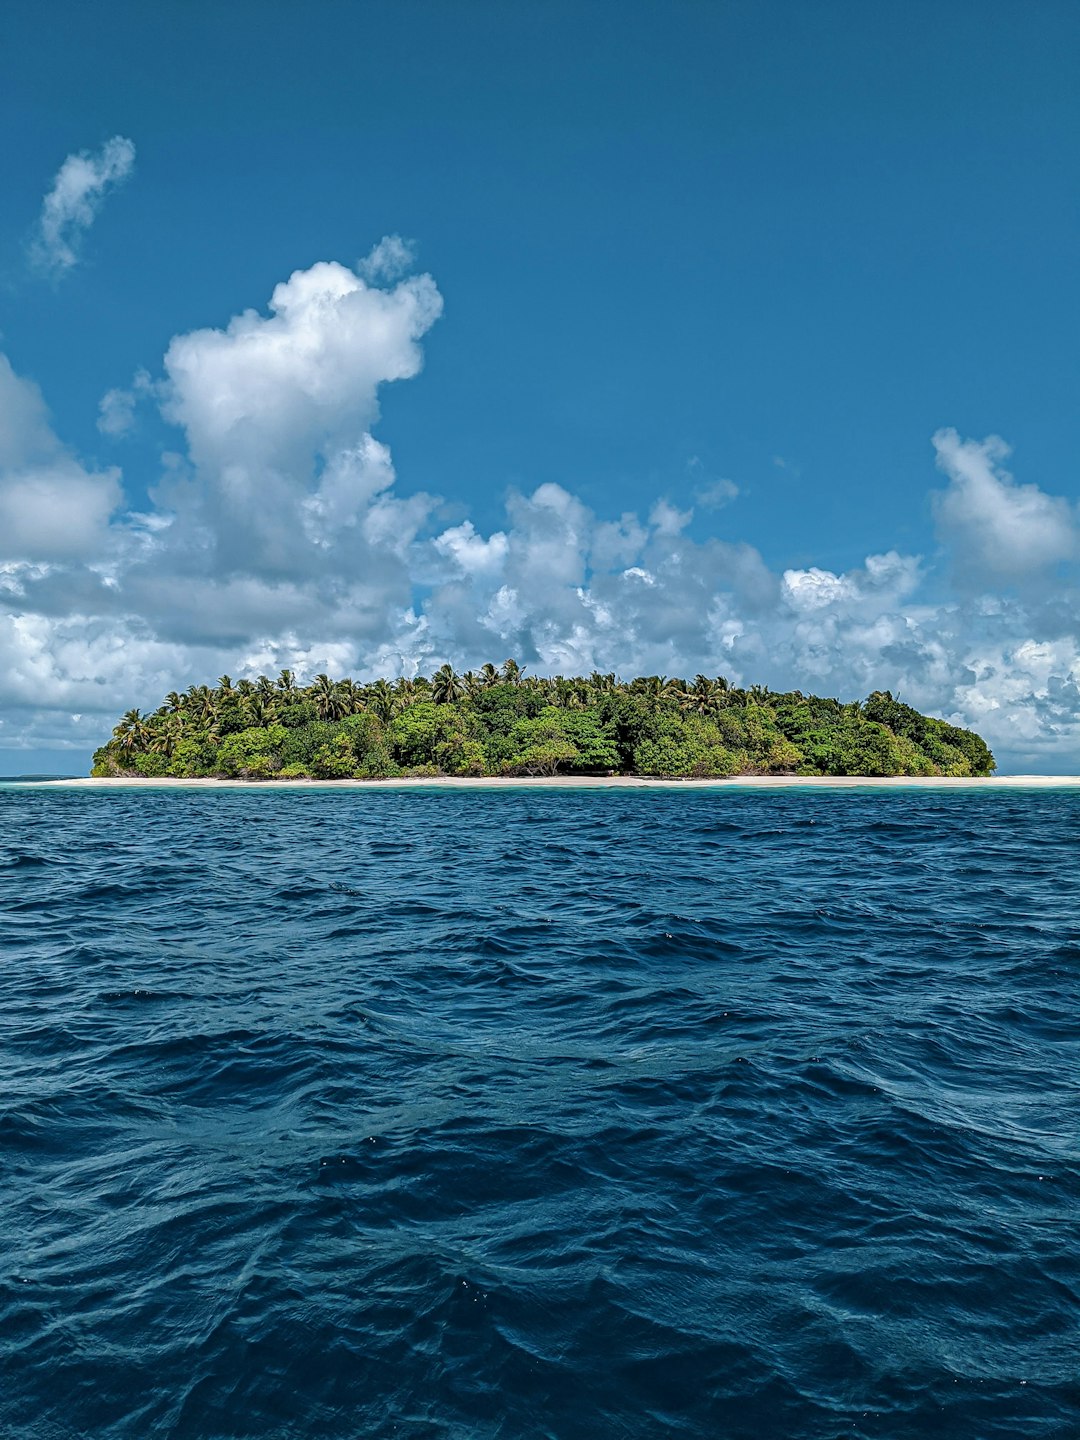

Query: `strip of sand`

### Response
(24, 774, 1080, 790)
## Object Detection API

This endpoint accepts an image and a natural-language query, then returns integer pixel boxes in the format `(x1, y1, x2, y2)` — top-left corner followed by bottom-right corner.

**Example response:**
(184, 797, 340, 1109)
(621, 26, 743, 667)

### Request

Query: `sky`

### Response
(1, 0, 1079, 773)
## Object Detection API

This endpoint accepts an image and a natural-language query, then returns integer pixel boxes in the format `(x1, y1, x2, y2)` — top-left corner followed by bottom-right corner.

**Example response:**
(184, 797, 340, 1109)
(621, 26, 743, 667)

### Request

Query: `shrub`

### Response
(389, 703, 444, 767)
(240, 754, 276, 780)
(168, 737, 216, 778)
(633, 736, 739, 778)
(91, 746, 128, 777)
(437, 737, 486, 775)
(764, 738, 803, 772)
(280, 722, 338, 768)
(311, 735, 355, 778)
(216, 725, 288, 776)
(133, 752, 169, 777)
(559, 710, 619, 770)
(355, 756, 399, 779)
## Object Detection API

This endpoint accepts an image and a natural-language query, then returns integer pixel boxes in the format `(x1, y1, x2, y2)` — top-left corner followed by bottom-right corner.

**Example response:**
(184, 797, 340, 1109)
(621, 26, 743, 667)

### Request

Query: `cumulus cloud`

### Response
(6, 251, 1080, 772)
(160, 260, 440, 479)
(932, 428, 1076, 579)
(32, 136, 136, 276)
(0, 356, 122, 562)
(0, 356, 54, 468)
(145, 258, 444, 589)
(782, 552, 921, 614)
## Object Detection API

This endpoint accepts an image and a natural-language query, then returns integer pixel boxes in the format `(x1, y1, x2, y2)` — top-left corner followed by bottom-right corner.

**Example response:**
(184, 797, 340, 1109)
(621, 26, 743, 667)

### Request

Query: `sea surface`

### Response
(1, 784, 1077, 1439)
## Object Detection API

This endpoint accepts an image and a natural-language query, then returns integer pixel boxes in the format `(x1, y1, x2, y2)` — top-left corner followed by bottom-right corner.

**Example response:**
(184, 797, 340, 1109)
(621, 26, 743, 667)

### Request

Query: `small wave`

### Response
(0, 786, 1077, 1439)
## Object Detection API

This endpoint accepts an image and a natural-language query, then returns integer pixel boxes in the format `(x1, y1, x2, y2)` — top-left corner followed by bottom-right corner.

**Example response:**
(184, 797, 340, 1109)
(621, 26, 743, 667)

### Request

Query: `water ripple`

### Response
(1, 786, 1078, 1438)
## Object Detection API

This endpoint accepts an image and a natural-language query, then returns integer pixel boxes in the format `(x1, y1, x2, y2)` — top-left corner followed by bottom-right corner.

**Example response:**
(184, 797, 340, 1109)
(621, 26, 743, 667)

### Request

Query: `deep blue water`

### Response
(1, 785, 1078, 1439)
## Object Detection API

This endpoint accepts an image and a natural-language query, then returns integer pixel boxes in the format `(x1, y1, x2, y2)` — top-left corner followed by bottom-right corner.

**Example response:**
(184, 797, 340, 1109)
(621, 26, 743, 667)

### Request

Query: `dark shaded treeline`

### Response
(92, 663, 995, 779)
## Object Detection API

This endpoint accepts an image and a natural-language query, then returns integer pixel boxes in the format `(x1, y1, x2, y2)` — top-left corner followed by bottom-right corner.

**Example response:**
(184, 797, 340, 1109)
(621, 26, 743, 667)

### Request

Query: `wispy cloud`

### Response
(357, 234, 416, 284)
(97, 369, 153, 437)
(688, 455, 739, 509)
(32, 135, 136, 277)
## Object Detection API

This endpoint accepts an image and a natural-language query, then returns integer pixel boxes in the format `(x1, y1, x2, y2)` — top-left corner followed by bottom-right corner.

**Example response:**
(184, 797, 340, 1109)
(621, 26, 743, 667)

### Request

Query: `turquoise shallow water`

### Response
(1, 786, 1078, 1438)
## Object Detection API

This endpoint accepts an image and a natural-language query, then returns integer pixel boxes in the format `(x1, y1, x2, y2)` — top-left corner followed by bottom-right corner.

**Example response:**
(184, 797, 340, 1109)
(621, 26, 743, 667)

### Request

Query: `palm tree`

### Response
(500, 658, 525, 685)
(149, 715, 184, 759)
(630, 675, 685, 710)
(277, 669, 297, 696)
(310, 673, 346, 721)
(366, 678, 397, 722)
(113, 709, 150, 753)
(461, 670, 483, 700)
(432, 663, 465, 705)
(336, 677, 363, 714)
(242, 693, 277, 727)
(682, 675, 722, 715)
(217, 675, 235, 699)
(551, 677, 588, 708)
(192, 685, 217, 725)
(634, 675, 664, 703)
(479, 662, 500, 689)
(163, 691, 184, 715)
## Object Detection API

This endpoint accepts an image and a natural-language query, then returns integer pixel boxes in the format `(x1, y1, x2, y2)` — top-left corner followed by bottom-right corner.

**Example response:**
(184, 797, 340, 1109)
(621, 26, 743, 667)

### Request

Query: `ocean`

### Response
(1, 784, 1077, 1438)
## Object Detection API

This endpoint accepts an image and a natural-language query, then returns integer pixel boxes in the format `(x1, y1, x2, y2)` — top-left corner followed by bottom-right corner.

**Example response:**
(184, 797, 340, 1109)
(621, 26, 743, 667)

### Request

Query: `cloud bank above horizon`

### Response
(2, 238, 1079, 770)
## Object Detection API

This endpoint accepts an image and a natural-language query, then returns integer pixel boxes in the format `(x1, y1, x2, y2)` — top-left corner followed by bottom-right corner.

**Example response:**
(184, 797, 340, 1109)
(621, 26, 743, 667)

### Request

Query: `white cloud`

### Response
(97, 388, 137, 438)
(0, 360, 54, 469)
(932, 428, 1076, 579)
(433, 521, 510, 577)
(783, 566, 853, 611)
(97, 369, 152, 437)
(358, 234, 416, 283)
(0, 355, 122, 562)
(151, 261, 439, 581)
(33, 136, 136, 276)
(783, 552, 920, 614)
(162, 260, 441, 472)
(301, 436, 397, 544)
(134, 257, 445, 593)
(687, 456, 738, 509)
(648, 499, 693, 535)
(0, 461, 122, 562)
(695, 478, 739, 508)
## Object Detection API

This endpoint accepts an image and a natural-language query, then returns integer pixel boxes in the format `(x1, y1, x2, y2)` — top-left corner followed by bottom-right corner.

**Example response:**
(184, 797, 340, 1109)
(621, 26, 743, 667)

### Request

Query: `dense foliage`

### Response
(92, 663, 995, 779)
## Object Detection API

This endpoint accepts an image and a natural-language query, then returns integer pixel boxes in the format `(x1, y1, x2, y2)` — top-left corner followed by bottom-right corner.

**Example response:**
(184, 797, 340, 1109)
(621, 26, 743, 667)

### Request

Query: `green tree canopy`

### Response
(90, 667, 996, 780)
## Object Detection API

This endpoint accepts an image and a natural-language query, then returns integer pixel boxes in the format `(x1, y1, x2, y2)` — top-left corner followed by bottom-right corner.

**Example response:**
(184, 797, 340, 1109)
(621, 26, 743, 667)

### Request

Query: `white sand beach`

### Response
(30, 774, 1080, 790)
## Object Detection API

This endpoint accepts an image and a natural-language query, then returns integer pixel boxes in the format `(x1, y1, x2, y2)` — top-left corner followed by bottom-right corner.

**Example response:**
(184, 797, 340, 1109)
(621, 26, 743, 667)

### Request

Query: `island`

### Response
(90, 663, 995, 781)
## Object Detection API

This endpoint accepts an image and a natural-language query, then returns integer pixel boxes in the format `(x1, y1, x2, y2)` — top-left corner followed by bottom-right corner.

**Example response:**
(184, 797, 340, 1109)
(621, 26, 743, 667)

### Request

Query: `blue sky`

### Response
(1, 1, 1079, 771)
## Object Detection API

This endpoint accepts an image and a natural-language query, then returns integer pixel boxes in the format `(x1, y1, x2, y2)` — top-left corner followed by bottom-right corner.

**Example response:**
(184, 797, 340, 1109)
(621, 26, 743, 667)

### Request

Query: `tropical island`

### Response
(91, 663, 995, 780)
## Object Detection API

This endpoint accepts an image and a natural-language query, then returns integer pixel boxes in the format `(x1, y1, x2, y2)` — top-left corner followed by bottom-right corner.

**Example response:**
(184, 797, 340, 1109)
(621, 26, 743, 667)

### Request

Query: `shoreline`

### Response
(17, 774, 1080, 791)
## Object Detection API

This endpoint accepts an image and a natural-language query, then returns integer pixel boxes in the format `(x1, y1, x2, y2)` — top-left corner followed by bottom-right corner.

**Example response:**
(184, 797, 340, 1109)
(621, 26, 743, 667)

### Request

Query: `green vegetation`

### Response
(91, 663, 995, 779)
